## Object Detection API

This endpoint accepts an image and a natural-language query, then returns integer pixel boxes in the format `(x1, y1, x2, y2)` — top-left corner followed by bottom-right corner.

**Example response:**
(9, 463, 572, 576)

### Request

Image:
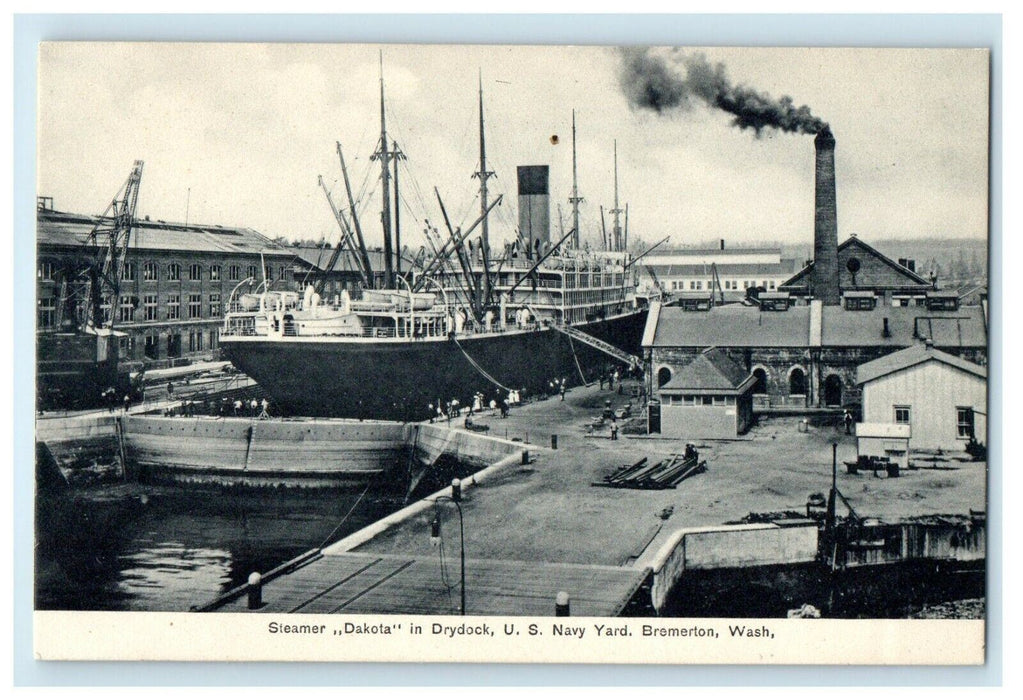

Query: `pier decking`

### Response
(210, 552, 649, 616)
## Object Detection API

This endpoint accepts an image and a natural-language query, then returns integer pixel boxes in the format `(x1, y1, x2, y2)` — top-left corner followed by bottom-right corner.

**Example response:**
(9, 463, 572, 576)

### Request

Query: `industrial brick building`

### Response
(36, 204, 299, 369)
(643, 299, 987, 411)
(780, 234, 935, 305)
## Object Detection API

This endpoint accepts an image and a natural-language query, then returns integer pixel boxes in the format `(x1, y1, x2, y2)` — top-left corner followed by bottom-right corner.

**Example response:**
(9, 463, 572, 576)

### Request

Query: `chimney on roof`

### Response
(720, 239, 725, 251)
(882, 317, 891, 338)
(812, 128, 841, 306)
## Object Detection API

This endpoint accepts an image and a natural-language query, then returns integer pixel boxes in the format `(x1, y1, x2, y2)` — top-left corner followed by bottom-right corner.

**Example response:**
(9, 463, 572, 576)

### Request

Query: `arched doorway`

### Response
(752, 367, 768, 394)
(824, 374, 843, 407)
(789, 367, 807, 395)
(657, 366, 672, 388)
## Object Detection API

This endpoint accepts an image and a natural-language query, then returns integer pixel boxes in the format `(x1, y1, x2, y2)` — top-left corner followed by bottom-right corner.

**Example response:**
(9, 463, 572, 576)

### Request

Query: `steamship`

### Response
(219, 83, 650, 421)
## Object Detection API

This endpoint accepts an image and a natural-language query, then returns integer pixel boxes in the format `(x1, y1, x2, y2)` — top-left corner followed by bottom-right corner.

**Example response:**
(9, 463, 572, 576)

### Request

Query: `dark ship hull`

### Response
(220, 309, 647, 421)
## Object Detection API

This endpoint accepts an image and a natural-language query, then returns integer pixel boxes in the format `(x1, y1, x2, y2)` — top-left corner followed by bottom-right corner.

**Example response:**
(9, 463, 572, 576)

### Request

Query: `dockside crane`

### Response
(55, 160, 145, 332)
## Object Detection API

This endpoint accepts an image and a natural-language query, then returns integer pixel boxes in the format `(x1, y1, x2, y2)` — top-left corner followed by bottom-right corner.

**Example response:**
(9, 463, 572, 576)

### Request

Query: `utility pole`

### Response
(569, 110, 583, 250)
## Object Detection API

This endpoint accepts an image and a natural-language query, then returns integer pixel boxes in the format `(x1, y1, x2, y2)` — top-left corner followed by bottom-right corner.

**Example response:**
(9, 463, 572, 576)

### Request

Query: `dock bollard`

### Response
(451, 478, 462, 502)
(551, 434, 558, 450)
(521, 450, 529, 465)
(555, 591, 570, 617)
(247, 572, 262, 610)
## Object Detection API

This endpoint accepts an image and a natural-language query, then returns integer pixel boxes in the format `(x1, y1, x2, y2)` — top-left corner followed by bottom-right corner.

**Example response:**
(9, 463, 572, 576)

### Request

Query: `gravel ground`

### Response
(355, 382, 987, 568)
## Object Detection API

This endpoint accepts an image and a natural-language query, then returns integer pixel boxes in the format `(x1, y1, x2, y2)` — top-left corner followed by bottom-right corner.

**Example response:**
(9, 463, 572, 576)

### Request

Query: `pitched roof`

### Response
(647, 302, 987, 350)
(645, 260, 799, 277)
(661, 347, 753, 392)
(781, 236, 932, 289)
(821, 305, 987, 348)
(650, 304, 812, 348)
(856, 343, 987, 385)
(37, 210, 293, 258)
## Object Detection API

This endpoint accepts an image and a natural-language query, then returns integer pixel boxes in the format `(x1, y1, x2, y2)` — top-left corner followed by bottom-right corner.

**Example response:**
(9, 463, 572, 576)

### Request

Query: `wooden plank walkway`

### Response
(211, 552, 650, 617)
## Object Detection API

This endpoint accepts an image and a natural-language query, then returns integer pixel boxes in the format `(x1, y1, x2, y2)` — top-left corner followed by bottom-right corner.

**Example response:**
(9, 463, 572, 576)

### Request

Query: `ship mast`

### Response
(611, 140, 623, 252)
(371, 52, 395, 288)
(472, 71, 495, 309)
(569, 109, 583, 250)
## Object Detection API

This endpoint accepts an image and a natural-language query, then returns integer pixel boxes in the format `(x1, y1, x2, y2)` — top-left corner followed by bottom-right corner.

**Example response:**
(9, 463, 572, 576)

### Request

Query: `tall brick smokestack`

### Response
(812, 127, 841, 305)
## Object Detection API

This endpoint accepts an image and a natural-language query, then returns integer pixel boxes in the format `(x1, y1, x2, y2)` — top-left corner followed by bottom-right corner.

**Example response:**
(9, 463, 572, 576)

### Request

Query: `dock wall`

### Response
(112, 417, 530, 487)
(644, 523, 820, 613)
(122, 417, 406, 485)
(36, 414, 119, 445)
(412, 423, 529, 468)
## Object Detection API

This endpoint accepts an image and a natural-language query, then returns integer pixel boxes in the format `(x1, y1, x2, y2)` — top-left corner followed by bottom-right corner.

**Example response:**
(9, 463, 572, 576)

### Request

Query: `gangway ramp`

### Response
(553, 324, 640, 368)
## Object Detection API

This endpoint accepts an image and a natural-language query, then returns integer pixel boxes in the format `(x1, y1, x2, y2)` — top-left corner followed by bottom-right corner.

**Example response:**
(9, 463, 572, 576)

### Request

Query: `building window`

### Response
(167, 263, 181, 281)
(789, 367, 807, 395)
(701, 396, 713, 406)
(189, 330, 205, 353)
(167, 333, 182, 358)
(118, 295, 135, 323)
(189, 264, 203, 281)
(209, 293, 221, 317)
(167, 294, 180, 320)
(120, 262, 135, 282)
(210, 327, 219, 350)
(894, 406, 911, 424)
(119, 335, 135, 358)
(657, 367, 672, 388)
(956, 407, 975, 439)
(143, 294, 158, 321)
(144, 334, 159, 360)
(247, 265, 258, 280)
(279, 265, 288, 281)
(37, 297, 56, 328)
(188, 294, 202, 319)
(769, 280, 776, 290)
(38, 261, 57, 281)
(210, 265, 222, 281)
(752, 368, 768, 394)
(143, 261, 158, 281)
(229, 265, 241, 281)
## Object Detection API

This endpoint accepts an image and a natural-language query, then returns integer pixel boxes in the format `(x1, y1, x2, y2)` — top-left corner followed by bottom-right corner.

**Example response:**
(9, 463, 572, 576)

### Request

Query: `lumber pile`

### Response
(593, 453, 707, 490)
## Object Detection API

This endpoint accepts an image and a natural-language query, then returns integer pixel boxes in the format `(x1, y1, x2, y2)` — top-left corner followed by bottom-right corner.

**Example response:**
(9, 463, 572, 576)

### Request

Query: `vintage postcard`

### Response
(33, 42, 989, 664)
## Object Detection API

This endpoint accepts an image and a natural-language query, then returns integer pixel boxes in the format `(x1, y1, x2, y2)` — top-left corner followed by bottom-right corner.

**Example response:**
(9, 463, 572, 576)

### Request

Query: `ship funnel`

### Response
(517, 165, 550, 256)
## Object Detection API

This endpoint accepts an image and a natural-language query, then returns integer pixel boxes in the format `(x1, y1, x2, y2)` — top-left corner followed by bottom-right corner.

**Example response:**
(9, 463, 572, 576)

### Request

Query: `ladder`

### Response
(553, 324, 641, 368)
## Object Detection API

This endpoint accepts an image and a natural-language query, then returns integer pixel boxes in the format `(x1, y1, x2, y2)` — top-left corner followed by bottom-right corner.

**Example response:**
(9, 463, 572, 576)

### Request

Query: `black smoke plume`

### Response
(619, 47, 827, 136)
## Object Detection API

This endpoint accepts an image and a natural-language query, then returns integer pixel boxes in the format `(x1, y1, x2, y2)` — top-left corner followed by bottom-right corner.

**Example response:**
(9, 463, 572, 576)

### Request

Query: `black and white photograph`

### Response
(31, 41, 990, 664)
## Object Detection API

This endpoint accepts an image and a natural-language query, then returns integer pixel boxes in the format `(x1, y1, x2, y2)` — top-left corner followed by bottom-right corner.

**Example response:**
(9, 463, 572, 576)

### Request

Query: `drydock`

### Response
(189, 381, 986, 617)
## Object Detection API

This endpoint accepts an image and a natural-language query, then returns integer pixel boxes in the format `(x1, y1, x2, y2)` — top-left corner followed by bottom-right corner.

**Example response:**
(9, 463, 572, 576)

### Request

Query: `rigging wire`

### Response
(314, 480, 373, 550)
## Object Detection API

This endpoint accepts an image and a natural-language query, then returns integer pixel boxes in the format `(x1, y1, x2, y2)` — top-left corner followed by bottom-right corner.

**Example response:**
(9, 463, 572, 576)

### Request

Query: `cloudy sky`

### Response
(37, 43, 989, 255)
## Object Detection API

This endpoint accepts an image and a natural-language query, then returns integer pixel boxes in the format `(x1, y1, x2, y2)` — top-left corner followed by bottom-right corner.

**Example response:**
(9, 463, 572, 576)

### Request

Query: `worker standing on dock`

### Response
(610, 420, 618, 440)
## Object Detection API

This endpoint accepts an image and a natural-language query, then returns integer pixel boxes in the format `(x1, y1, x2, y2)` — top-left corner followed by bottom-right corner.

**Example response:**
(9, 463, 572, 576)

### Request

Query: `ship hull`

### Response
(220, 310, 647, 420)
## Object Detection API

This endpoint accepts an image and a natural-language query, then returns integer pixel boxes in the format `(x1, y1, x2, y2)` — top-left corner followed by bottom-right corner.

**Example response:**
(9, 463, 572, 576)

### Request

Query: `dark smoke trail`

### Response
(619, 47, 828, 136)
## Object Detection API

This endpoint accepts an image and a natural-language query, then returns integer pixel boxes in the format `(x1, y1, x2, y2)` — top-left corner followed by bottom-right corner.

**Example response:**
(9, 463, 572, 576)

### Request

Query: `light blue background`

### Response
(13, 13, 1002, 687)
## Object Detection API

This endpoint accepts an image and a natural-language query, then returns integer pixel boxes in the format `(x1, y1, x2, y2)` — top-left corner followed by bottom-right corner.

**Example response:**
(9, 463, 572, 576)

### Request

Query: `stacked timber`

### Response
(593, 454, 707, 490)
